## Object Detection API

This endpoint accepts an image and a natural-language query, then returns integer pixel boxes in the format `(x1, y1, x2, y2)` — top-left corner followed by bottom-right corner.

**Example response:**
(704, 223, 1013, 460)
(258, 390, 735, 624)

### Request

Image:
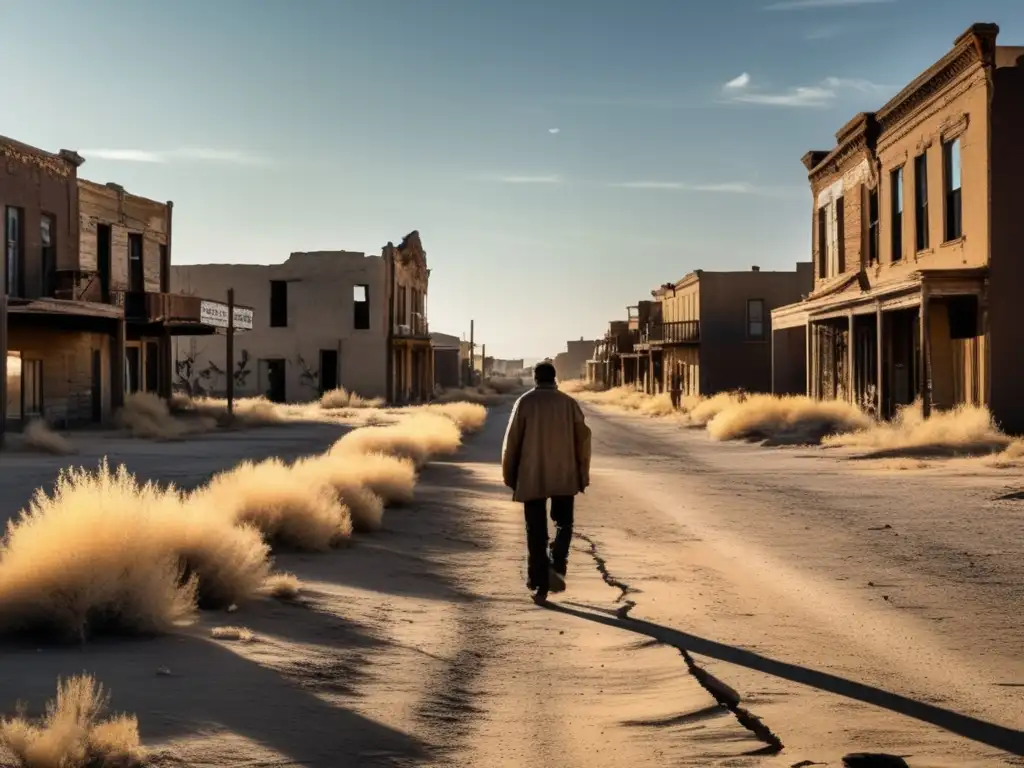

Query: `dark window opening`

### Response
(943, 137, 962, 242)
(5, 206, 24, 297)
(835, 196, 845, 273)
(816, 206, 828, 279)
(890, 167, 903, 262)
(914, 153, 929, 251)
(128, 233, 144, 292)
(41, 214, 57, 297)
(397, 285, 407, 326)
(747, 298, 766, 340)
(354, 284, 370, 330)
(947, 295, 979, 340)
(97, 224, 112, 302)
(159, 243, 168, 291)
(270, 280, 288, 327)
(319, 349, 339, 393)
(868, 188, 879, 265)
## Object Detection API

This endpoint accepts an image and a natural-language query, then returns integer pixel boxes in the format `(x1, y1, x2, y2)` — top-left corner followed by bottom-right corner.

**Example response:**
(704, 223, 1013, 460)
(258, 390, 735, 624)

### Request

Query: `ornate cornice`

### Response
(1, 136, 80, 179)
(877, 66, 987, 152)
(876, 23, 997, 134)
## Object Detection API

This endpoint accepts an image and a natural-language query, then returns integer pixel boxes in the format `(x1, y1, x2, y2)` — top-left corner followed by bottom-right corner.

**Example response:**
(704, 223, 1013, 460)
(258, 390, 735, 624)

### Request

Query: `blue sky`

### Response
(3, 0, 1022, 359)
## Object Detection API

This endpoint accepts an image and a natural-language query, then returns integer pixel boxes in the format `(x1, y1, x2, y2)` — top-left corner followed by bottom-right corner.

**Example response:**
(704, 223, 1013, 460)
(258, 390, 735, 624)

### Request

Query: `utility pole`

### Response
(226, 288, 235, 417)
(385, 245, 395, 403)
(481, 344, 486, 379)
(468, 319, 475, 387)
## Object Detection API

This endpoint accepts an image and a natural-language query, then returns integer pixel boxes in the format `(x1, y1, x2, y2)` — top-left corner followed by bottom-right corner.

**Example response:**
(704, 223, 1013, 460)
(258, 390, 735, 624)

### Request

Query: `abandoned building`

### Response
(553, 337, 597, 381)
(1, 135, 236, 441)
(771, 23, 1024, 431)
(431, 331, 462, 389)
(620, 265, 812, 397)
(588, 319, 636, 389)
(170, 232, 431, 404)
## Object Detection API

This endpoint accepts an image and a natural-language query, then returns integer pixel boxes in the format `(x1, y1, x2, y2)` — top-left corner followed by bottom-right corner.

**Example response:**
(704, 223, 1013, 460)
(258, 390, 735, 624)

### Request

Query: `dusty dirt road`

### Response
(1, 407, 1021, 766)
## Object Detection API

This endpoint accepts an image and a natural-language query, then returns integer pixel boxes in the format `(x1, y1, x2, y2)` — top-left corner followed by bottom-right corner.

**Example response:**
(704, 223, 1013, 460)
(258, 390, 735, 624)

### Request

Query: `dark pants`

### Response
(524, 496, 575, 592)
(670, 389, 681, 409)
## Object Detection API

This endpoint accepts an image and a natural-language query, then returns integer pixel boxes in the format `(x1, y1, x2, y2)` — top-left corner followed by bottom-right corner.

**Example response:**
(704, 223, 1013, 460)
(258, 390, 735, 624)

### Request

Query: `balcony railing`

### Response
(110, 290, 203, 323)
(642, 320, 700, 345)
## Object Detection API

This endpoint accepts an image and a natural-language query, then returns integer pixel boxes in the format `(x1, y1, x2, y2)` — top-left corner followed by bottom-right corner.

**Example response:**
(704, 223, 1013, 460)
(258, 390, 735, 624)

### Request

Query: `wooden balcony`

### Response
(635, 320, 700, 350)
(110, 290, 203, 323)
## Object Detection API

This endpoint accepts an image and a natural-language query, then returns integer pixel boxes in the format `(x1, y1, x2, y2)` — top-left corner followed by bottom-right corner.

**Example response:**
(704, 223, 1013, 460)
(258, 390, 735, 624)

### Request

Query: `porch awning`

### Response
(7, 297, 121, 333)
(771, 267, 987, 332)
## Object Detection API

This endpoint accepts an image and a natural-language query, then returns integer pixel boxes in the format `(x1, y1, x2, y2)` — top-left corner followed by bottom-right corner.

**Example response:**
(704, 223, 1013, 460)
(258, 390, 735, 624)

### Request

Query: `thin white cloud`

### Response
(765, 0, 895, 10)
(548, 128, 561, 134)
(497, 175, 562, 184)
(724, 72, 751, 90)
(80, 147, 266, 165)
(720, 74, 890, 108)
(611, 181, 766, 195)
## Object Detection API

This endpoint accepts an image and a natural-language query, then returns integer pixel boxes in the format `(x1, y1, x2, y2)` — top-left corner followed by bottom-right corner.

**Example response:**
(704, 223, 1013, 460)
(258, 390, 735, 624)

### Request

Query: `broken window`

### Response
(397, 285, 407, 327)
(890, 167, 903, 262)
(353, 284, 370, 330)
(270, 280, 288, 327)
(914, 152, 929, 251)
(943, 137, 962, 242)
(747, 299, 765, 341)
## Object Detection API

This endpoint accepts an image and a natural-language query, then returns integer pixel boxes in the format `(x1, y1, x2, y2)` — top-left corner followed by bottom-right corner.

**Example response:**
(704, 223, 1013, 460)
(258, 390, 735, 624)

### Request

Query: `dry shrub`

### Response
(320, 387, 384, 410)
(706, 394, 872, 444)
(261, 572, 301, 600)
(823, 400, 1010, 458)
(485, 377, 525, 395)
(433, 387, 509, 406)
(21, 421, 76, 456)
(211, 625, 255, 642)
(324, 450, 417, 505)
(418, 402, 488, 433)
(331, 412, 461, 467)
(637, 392, 676, 418)
(0, 461, 273, 639)
(0, 674, 145, 768)
(117, 392, 211, 440)
(684, 392, 743, 427)
(196, 457, 352, 551)
(172, 395, 285, 427)
(560, 379, 605, 394)
(291, 454, 386, 532)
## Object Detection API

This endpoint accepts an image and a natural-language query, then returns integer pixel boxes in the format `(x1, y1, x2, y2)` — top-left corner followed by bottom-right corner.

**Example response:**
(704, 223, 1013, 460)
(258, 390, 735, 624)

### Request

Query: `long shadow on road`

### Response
(548, 600, 1024, 757)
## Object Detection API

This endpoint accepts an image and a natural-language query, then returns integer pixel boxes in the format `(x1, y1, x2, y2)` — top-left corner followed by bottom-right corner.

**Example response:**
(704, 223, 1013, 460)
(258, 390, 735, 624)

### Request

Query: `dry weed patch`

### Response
(320, 387, 385, 410)
(211, 625, 256, 642)
(330, 411, 462, 466)
(823, 400, 1010, 458)
(261, 572, 302, 600)
(0, 674, 145, 768)
(706, 394, 872, 444)
(21, 421, 77, 456)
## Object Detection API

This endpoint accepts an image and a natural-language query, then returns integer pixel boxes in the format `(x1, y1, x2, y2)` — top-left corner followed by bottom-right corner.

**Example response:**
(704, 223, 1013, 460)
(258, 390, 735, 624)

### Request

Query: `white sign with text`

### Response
(200, 300, 254, 331)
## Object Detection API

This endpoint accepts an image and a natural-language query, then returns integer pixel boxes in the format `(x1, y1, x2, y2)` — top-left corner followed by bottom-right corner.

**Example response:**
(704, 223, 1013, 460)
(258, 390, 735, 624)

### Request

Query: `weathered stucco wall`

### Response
(171, 251, 388, 402)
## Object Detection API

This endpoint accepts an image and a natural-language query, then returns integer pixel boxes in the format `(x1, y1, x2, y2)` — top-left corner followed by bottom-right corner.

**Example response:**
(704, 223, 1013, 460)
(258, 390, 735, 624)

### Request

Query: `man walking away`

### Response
(501, 362, 592, 604)
(670, 365, 682, 410)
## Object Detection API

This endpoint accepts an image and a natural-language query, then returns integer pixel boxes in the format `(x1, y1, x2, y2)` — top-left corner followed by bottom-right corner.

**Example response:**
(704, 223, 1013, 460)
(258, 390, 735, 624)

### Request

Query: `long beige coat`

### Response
(501, 384, 592, 503)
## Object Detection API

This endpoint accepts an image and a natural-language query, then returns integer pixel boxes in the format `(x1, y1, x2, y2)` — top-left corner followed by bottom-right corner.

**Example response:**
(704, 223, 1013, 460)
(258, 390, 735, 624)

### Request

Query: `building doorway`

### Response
(126, 346, 142, 394)
(259, 358, 286, 403)
(319, 349, 338, 394)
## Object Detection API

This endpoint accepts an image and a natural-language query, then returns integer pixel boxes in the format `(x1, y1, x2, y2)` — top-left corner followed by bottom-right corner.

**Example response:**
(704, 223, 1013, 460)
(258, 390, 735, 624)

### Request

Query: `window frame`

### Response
(746, 298, 766, 341)
(914, 151, 930, 252)
(890, 166, 904, 262)
(943, 137, 963, 242)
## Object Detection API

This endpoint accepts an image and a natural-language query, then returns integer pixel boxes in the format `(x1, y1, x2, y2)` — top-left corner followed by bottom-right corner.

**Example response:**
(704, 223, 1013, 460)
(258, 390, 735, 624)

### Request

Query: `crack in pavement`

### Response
(570, 530, 785, 754)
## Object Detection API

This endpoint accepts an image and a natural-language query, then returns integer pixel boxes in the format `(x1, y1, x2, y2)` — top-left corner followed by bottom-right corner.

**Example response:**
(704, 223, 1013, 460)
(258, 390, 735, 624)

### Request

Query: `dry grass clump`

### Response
(485, 377, 526, 395)
(325, 450, 417, 505)
(117, 392, 211, 440)
(331, 412, 462, 467)
(684, 392, 742, 427)
(21, 421, 77, 456)
(823, 400, 1010, 458)
(196, 458, 352, 551)
(320, 387, 385, 410)
(211, 625, 255, 642)
(418, 402, 488, 433)
(291, 454, 386, 532)
(0, 460, 273, 639)
(171, 394, 285, 427)
(705, 394, 872, 444)
(432, 386, 510, 407)
(261, 572, 301, 600)
(559, 379, 606, 395)
(0, 674, 145, 768)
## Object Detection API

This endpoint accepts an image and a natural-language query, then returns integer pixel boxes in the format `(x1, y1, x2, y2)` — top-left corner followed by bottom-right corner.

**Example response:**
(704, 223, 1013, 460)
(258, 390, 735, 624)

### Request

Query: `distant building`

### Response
(170, 231, 432, 404)
(553, 337, 596, 381)
(431, 331, 462, 389)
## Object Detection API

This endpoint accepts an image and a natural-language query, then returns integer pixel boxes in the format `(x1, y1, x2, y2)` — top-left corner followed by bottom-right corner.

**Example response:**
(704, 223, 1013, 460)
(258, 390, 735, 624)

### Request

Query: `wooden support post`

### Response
(226, 288, 235, 417)
(920, 288, 932, 419)
(847, 311, 855, 404)
(468, 320, 475, 387)
(111, 316, 126, 412)
(805, 317, 812, 398)
(875, 305, 884, 419)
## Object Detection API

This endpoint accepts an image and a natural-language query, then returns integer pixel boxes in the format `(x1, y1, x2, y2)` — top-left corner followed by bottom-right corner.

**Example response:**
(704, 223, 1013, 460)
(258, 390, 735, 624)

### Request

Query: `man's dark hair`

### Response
(534, 362, 556, 384)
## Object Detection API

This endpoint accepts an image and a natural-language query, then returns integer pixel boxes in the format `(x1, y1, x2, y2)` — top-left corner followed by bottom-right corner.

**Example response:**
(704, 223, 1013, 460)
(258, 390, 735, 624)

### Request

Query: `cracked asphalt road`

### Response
(426, 402, 1023, 767)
